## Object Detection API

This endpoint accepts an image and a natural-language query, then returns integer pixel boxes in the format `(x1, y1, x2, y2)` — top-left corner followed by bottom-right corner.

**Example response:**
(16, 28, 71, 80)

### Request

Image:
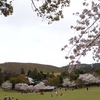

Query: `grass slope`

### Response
(0, 62, 65, 74)
(0, 87, 100, 100)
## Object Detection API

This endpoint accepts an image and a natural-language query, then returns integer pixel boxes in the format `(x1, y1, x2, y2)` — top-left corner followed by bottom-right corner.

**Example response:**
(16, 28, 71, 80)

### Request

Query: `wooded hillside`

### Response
(61, 63, 100, 71)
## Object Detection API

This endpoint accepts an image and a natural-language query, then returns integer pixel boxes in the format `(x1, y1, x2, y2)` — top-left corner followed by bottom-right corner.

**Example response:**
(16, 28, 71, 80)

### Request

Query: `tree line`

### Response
(1, 66, 100, 89)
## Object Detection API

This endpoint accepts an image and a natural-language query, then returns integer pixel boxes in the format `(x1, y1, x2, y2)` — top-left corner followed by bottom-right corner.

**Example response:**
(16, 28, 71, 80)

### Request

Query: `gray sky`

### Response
(0, 0, 96, 67)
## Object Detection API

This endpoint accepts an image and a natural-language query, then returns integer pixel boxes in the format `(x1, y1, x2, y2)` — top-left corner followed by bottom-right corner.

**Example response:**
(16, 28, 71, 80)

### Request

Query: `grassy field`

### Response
(0, 87, 100, 100)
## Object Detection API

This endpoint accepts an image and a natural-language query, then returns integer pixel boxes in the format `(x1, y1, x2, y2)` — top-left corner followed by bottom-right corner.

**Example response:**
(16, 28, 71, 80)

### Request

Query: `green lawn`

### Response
(0, 87, 100, 100)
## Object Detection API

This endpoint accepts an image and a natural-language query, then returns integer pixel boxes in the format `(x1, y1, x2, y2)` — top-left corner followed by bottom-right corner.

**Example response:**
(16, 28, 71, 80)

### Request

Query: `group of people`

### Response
(50, 91, 63, 97)
(4, 95, 18, 100)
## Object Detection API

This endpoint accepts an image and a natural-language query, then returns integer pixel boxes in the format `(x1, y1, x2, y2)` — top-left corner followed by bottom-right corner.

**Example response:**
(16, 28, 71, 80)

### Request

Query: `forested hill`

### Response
(61, 63, 100, 71)
(0, 62, 65, 74)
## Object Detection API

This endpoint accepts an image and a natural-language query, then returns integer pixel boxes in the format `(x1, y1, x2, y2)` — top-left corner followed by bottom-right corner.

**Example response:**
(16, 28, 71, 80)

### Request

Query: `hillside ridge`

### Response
(61, 63, 100, 71)
(0, 62, 65, 74)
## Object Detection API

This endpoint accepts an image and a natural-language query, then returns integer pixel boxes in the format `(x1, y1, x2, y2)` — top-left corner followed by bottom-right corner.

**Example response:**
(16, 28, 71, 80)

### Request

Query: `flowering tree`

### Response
(27, 85, 34, 92)
(61, 0, 100, 66)
(15, 83, 34, 91)
(34, 82, 45, 90)
(1, 0, 70, 23)
(15, 83, 22, 90)
(20, 83, 29, 91)
(78, 73, 100, 85)
(1, 81, 12, 90)
(0, 0, 13, 16)
(2, 0, 100, 67)
(33, 0, 100, 63)
(62, 77, 76, 87)
(31, 0, 70, 24)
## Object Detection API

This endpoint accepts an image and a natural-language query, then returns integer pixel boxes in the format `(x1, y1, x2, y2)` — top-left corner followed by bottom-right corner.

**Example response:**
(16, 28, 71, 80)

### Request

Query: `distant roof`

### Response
(27, 77, 34, 84)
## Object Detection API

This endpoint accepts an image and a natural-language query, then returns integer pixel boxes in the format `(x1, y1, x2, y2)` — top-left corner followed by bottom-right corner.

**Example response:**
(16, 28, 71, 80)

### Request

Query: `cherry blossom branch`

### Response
(31, 0, 43, 17)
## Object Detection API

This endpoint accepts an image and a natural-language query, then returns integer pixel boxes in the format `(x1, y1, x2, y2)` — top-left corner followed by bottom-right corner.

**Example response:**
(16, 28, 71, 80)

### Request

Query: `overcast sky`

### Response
(0, 0, 97, 67)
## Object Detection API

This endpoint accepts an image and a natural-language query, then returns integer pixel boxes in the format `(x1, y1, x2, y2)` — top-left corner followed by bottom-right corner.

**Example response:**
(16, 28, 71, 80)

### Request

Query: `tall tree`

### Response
(40, 70, 45, 79)
(61, 71, 69, 77)
(21, 68, 25, 75)
(94, 67, 100, 76)
(47, 77, 60, 86)
(57, 74, 63, 84)
(27, 69, 31, 76)
(28, 68, 39, 81)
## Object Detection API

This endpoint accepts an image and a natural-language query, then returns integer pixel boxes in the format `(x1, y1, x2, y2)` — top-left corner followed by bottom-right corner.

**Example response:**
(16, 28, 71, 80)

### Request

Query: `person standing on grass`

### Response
(50, 92, 53, 97)
(87, 87, 88, 91)
(4, 97, 6, 100)
(60, 93, 63, 96)
(4, 95, 7, 100)
(56, 91, 58, 96)
(8, 97, 11, 100)
(65, 88, 67, 91)
(11, 97, 14, 100)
